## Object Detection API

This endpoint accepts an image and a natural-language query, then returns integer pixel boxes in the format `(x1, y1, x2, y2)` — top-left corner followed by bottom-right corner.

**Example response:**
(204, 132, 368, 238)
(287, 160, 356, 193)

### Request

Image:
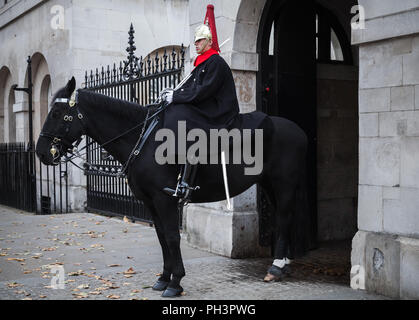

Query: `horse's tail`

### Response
(288, 154, 312, 259)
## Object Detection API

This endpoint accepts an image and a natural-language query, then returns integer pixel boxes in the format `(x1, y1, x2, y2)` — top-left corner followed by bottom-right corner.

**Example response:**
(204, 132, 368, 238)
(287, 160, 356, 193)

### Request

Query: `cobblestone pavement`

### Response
(0, 205, 388, 300)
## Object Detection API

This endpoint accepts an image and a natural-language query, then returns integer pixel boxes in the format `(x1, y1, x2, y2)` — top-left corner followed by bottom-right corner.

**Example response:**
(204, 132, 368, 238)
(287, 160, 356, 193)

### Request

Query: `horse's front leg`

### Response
(151, 212, 173, 291)
(153, 195, 185, 297)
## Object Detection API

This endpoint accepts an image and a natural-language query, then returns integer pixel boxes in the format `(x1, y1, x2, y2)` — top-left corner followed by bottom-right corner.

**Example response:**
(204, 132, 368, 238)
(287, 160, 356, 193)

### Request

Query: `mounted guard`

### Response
(160, 5, 246, 203)
(35, 4, 311, 298)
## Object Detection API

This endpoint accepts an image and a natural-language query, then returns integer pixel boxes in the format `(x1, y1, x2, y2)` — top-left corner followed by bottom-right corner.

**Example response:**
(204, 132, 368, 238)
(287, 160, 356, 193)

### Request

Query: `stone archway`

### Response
(0, 66, 16, 142)
(30, 52, 51, 141)
(256, 0, 359, 246)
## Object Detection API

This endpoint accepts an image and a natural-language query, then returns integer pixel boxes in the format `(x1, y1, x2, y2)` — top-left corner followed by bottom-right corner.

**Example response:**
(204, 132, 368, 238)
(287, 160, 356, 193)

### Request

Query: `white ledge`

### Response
(352, 8, 419, 45)
(0, 0, 46, 30)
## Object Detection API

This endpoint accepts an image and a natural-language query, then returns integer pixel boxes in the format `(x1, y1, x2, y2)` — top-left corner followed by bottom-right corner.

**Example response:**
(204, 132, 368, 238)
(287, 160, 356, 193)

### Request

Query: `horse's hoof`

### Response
(161, 286, 183, 298)
(263, 273, 280, 282)
(152, 279, 169, 291)
(263, 265, 290, 282)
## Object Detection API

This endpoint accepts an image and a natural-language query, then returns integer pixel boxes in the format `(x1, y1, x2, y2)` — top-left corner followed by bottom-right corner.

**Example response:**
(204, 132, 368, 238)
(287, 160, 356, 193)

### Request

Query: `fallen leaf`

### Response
(85, 273, 96, 278)
(77, 284, 90, 289)
(39, 295, 47, 299)
(95, 286, 108, 291)
(22, 298, 33, 300)
(131, 289, 142, 293)
(107, 264, 120, 267)
(106, 294, 120, 299)
(124, 275, 133, 278)
(123, 267, 136, 275)
(23, 270, 32, 274)
(89, 291, 102, 295)
(72, 292, 88, 298)
(7, 282, 22, 288)
(123, 216, 131, 223)
(7, 258, 25, 262)
(68, 270, 83, 276)
(107, 285, 120, 290)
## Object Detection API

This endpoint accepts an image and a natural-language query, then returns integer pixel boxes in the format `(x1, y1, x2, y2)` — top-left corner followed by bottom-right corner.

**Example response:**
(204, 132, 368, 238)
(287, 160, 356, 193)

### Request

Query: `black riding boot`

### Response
(163, 162, 199, 203)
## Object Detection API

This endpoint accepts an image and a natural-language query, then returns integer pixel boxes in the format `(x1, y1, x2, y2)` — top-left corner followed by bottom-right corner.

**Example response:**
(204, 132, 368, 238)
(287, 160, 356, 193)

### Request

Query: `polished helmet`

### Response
(194, 24, 212, 43)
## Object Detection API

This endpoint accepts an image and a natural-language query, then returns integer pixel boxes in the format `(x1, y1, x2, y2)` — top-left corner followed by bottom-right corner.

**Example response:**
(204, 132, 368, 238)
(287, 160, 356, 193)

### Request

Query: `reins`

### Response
(42, 89, 166, 178)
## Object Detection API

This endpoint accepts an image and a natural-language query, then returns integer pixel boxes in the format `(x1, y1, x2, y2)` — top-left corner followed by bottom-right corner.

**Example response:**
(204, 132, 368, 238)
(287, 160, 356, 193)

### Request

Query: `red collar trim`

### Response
(194, 48, 219, 67)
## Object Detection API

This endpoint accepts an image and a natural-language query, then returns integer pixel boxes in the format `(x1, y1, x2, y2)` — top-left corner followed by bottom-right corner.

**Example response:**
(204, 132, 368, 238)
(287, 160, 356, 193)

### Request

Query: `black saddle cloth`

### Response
(162, 103, 268, 134)
(160, 103, 271, 159)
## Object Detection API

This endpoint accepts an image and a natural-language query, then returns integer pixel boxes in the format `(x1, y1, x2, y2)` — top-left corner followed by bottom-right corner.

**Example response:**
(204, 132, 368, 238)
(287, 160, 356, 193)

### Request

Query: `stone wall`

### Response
(0, 0, 189, 212)
(352, 1, 419, 299)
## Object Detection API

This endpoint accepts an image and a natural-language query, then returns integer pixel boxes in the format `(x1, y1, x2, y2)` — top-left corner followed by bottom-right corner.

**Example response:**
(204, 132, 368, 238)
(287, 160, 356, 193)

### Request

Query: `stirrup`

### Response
(163, 183, 200, 199)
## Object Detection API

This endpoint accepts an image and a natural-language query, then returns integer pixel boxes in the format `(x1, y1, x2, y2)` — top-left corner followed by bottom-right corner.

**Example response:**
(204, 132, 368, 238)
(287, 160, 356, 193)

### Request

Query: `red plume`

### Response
(204, 4, 220, 52)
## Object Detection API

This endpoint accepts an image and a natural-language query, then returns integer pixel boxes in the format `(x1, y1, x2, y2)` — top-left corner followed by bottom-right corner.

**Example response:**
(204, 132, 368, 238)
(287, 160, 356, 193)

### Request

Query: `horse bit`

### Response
(39, 90, 85, 164)
(40, 89, 162, 178)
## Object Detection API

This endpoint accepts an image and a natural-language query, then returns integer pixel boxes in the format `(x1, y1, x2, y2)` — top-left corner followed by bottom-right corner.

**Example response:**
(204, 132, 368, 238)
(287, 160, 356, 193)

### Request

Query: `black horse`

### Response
(36, 78, 311, 297)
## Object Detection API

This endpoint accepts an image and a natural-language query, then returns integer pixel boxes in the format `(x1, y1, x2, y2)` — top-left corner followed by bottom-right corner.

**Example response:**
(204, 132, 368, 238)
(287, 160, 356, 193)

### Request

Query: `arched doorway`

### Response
(257, 0, 359, 248)
(0, 66, 16, 143)
(7, 86, 16, 142)
(30, 53, 51, 141)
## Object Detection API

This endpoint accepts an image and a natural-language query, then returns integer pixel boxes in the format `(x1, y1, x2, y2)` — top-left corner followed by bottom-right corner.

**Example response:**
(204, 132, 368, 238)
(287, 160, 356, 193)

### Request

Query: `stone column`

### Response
(183, 0, 269, 258)
(13, 92, 29, 143)
(0, 100, 4, 142)
(183, 65, 268, 257)
(352, 1, 419, 299)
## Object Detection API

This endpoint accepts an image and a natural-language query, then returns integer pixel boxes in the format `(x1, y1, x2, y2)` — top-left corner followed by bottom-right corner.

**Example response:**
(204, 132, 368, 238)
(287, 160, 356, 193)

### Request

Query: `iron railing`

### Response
(0, 142, 36, 212)
(83, 23, 185, 224)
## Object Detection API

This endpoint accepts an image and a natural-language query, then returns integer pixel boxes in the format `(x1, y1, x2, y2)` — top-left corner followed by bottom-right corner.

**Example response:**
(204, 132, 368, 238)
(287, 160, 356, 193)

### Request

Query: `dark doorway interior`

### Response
(257, 0, 359, 250)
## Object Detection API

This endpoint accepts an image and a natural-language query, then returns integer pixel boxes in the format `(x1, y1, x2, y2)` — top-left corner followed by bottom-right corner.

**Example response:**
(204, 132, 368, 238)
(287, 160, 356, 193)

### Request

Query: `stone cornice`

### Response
(352, 7, 419, 45)
(0, 0, 47, 30)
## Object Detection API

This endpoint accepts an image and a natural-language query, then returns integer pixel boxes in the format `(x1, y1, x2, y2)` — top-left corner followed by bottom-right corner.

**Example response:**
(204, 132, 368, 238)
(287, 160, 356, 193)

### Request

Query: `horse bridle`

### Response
(40, 88, 165, 177)
(39, 90, 86, 163)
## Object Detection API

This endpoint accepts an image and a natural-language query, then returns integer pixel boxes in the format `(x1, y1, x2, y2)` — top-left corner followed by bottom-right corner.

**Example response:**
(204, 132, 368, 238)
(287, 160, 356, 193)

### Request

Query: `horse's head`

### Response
(36, 77, 85, 165)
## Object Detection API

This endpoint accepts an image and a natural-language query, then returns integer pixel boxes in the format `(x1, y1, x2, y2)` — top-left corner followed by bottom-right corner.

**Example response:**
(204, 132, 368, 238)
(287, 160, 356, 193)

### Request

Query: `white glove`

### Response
(160, 88, 174, 104)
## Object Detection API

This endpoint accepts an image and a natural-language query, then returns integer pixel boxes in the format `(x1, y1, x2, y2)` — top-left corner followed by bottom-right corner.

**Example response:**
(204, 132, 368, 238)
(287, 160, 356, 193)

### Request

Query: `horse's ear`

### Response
(65, 77, 76, 95)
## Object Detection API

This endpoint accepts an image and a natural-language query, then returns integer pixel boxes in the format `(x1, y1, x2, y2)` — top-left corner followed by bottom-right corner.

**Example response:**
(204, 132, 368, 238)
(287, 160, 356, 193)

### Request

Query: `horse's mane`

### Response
(79, 89, 147, 122)
(52, 86, 148, 123)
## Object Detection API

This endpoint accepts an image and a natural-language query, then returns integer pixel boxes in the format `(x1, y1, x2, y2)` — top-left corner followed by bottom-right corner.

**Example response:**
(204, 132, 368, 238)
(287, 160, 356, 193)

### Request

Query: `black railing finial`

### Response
(123, 23, 140, 80)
